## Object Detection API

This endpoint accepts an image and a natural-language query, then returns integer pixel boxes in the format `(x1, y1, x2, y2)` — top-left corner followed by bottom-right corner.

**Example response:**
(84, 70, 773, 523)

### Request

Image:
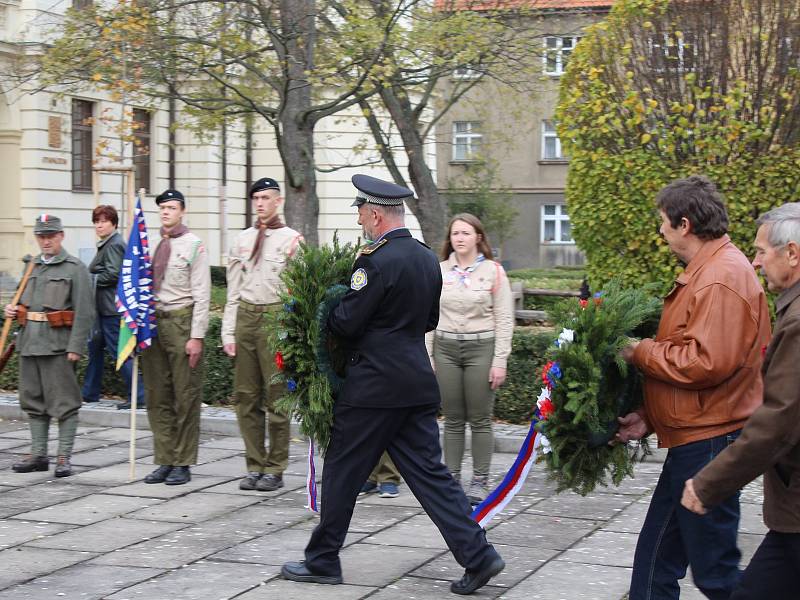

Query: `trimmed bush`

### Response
(494, 329, 555, 424)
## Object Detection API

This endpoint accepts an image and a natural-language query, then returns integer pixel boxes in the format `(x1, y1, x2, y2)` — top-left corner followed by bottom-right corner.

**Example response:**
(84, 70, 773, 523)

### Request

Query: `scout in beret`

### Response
(222, 175, 303, 492)
(6, 214, 93, 478)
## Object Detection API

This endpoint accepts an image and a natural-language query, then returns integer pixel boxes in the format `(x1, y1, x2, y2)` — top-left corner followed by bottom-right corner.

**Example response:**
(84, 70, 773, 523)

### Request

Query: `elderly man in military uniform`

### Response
(281, 175, 505, 595)
(4, 214, 93, 477)
(222, 177, 303, 492)
(141, 189, 211, 486)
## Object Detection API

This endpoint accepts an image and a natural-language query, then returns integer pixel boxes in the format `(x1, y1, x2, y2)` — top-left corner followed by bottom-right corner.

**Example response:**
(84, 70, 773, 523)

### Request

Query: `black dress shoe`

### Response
(116, 402, 131, 410)
(450, 556, 505, 595)
(165, 465, 191, 485)
(144, 465, 173, 484)
(12, 455, 49, 473)
(281, 561, 342, 585)
(82, 396, 99, 403)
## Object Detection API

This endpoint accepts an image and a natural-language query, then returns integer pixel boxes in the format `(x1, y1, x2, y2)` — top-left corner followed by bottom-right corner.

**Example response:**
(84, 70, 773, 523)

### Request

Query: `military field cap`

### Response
(250, 177, 280, 197)
(155, 189, 185, 206)
(34, 213, 64, 235)
(351, 174, 413, 207)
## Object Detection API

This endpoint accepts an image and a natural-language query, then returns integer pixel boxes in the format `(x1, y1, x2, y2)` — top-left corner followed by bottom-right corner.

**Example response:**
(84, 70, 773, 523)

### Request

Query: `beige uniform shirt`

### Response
(152, 230, 211, 339)
(221, 225, 303, 345)
(426, 254, 514, 368)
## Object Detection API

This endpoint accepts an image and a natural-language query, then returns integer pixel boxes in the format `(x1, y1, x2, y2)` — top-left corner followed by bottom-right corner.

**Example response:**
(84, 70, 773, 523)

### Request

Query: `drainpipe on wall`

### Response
(220, 121, 228, 265)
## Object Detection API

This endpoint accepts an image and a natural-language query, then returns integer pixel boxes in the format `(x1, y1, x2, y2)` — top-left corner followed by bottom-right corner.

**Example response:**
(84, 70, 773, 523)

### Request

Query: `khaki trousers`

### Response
(234, 303, 290, 475)
(142, 306, 203, 466)
(367, 451, 401, 484)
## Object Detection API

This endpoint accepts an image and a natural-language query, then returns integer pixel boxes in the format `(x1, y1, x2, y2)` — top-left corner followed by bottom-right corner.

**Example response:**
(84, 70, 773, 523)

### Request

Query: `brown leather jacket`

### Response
(633, 235, 771, 448)
(693, 280, 800, 532)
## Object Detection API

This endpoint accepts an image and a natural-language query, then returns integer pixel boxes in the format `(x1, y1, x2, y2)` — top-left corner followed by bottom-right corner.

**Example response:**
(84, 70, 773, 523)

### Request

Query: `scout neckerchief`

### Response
(249, 214, 286, 262)
(452, 253, 485, 288)
(152, 224, 189, 293)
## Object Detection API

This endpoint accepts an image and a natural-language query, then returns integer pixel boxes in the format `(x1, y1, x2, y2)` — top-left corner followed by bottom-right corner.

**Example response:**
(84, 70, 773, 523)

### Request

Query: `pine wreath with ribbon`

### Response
(536, 280, 662, 495)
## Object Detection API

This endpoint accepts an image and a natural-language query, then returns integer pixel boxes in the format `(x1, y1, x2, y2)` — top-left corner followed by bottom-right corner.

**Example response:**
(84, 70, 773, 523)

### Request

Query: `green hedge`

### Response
(2, 315, 553, 425)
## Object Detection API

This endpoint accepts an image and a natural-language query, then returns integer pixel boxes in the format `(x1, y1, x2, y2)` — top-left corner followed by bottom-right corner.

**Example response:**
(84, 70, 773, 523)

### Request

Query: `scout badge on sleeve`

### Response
(350, 268, 368, 290)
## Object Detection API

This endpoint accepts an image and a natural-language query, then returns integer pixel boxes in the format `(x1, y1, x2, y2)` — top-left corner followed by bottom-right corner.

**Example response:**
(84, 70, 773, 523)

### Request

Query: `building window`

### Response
(543, 36, 579, 76)
(132, 108, 152, 194)
(452, 121, 482, 161)
(453, 66, 480, 79)
(541, 204, 573, 243)
(71, 99, 94, 192)
(541, 120, 564, 160)
(649, 32, 697, 73)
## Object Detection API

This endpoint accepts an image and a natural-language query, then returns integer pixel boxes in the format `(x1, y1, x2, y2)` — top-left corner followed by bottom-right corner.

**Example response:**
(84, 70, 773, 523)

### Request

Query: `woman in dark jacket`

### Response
(81, 205, 145, 409)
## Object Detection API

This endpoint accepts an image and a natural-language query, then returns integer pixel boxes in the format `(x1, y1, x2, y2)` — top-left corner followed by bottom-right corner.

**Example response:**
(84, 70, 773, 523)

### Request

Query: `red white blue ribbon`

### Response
(306, 438, 318, 512)
(471, 419, 541, 528)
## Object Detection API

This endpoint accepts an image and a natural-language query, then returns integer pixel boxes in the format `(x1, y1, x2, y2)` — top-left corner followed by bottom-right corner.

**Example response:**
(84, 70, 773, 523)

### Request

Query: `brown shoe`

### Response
(12, 455, 49, 473)
(54, 456, 72, 478)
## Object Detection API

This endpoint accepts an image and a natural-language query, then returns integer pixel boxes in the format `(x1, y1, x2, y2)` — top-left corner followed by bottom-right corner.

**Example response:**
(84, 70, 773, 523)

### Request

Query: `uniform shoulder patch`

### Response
(350, 267, 368, 290)
(360, 238, 388, 255)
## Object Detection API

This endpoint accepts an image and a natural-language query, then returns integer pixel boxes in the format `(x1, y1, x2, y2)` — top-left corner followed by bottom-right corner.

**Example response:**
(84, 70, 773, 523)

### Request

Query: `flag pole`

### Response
(128, 354, 139, 481)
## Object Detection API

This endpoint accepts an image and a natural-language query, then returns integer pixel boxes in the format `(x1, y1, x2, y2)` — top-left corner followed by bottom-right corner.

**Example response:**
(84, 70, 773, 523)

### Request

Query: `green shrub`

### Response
(210, 265, 227, 288)
(203, 315, 234, 404)
(494, 329, 555, 424)
(556, 0, 800, 293)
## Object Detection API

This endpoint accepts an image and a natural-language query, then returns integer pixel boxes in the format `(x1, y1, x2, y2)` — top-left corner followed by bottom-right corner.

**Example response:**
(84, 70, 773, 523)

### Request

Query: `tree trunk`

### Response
(379, 86, 448, 249)
(279, 0, 319, 246)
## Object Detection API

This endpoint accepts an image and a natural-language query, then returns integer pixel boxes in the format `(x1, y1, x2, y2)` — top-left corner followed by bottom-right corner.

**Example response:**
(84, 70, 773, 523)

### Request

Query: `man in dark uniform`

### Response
(281, 175, 505, 595)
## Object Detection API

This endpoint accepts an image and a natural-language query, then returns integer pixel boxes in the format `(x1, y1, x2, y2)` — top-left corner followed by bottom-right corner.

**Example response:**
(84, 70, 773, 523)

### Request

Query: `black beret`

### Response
(250, 177, 280, 197)
(155, 189, 185, 206)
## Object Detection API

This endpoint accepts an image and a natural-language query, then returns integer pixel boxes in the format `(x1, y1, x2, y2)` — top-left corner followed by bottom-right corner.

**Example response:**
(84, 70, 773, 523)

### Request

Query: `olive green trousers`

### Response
(367, 451, 401, 484)
(142, 306, 203, 466)
(233, 303, 290, 475)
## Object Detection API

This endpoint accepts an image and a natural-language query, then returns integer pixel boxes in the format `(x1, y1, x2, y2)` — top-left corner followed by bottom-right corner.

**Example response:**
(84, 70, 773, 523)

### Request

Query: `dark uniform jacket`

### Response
(18, 250, 94, 357)
(694, 279, 800, 533)
(329, 228, 442, 408)
(89, 231, 125, 316)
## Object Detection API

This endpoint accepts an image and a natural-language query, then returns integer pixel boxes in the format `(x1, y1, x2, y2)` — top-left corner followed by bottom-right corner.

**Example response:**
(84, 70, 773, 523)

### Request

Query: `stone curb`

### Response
(0, 393, 528, 453)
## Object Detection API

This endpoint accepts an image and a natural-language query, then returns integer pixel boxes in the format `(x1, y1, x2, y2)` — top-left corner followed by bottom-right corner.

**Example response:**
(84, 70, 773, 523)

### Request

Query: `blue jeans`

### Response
(630, 430, 742, 600)
(82, 314, 145, 405)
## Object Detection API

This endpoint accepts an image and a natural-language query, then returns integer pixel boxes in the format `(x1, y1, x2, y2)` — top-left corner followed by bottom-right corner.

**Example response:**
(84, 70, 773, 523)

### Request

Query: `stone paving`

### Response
(0, 409, 767, 600)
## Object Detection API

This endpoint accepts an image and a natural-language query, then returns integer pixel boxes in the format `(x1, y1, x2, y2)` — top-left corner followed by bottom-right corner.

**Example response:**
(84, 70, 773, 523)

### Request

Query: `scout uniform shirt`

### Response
(221, 225, 303, 345)
(426, 254, 514, 369)
(152, 231, 211, 338)
(18, 250, 94, 357)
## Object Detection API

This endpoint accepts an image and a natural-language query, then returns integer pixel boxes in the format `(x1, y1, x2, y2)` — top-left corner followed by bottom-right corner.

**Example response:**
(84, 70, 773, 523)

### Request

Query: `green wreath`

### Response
(537, 281, 662, 495)
(267, 237, 359, 450)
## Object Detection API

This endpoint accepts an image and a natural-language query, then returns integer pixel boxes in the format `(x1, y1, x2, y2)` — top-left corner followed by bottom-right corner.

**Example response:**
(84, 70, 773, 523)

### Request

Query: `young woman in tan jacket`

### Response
(426, 213, 513, 503)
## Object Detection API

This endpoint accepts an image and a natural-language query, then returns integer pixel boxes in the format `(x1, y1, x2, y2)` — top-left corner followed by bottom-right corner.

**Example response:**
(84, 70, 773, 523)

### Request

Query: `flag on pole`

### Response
(115, 196, 156, 369)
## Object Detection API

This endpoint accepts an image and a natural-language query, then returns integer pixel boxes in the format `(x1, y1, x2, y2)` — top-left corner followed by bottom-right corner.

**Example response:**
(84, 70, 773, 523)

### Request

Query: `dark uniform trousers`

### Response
(305, 402, 496, 577)
(142, 306, 203, 466)
(234, 302, 290, 474)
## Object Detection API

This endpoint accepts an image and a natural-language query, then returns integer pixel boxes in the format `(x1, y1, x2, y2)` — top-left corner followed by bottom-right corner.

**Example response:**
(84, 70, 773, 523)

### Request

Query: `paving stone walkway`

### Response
(0, 408, 766, 599)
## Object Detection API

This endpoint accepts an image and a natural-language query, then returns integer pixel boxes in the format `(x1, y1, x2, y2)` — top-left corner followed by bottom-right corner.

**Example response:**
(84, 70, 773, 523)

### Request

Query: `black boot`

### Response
(165, 466, 191, 485)
(54, 455, 72, 477)
(144, 465, 173, 484)
(12, 455, 49, 473)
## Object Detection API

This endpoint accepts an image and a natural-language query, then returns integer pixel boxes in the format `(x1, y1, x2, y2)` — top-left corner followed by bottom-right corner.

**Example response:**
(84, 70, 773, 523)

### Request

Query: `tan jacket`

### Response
(632, 235, 771, 448)
(426, 254, 514, 368)
(152, 230, 211, 339)
(221, 225, 302, 345)
(693, 279, 800, 532)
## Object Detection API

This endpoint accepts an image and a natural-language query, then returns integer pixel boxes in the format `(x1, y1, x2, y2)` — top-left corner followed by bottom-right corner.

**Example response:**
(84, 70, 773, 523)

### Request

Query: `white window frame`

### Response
(543, 36, 580, 76)
(541, 120, 564, 160)
(649, 32, 697, 73)
(541, 204, 574, 244)
(453, 66, 480, 79)
(452, 121, 482, 161)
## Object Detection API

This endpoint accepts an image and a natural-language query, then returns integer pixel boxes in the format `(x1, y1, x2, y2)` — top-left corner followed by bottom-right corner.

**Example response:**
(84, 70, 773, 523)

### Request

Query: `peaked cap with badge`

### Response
(33, 213, 64, 235)
(155, 189, 185, 206)
(351, 174, 413, 207)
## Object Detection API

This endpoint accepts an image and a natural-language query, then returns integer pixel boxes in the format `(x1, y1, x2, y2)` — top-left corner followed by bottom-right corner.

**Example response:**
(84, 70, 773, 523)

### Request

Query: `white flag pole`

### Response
(128, 354, 139, 481)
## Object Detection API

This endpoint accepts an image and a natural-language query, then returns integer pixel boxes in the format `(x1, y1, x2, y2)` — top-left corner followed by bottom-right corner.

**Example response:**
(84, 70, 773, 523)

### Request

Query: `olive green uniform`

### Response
(222, 225, 302, 475)
(367, 452, 401, 485)
(17, 250, 94, 457)
(143, 230, 211, 466)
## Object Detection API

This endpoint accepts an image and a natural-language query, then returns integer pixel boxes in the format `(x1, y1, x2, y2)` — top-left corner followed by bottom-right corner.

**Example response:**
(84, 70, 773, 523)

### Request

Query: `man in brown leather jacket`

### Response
(618, 176, 771, 600)
(3, 214, 94, 477)
(682, 202, 800, 599)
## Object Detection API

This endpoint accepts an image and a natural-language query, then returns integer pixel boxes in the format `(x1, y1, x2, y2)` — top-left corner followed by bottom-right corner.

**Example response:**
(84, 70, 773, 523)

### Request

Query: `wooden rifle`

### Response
(0, 261, 36, 375)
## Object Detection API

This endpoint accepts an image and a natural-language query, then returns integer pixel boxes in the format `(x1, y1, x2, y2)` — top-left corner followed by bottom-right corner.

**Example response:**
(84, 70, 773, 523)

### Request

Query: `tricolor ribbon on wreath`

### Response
(470, 329, 573, 528)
